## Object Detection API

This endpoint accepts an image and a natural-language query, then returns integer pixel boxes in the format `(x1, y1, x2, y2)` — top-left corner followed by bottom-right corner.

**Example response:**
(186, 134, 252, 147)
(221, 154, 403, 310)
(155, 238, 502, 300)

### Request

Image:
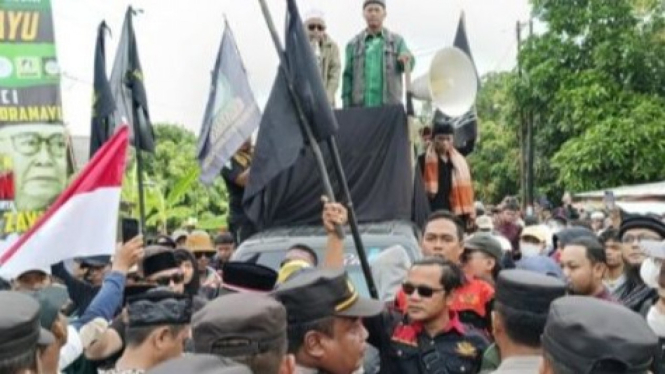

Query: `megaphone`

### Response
(411, 47, 478, 118)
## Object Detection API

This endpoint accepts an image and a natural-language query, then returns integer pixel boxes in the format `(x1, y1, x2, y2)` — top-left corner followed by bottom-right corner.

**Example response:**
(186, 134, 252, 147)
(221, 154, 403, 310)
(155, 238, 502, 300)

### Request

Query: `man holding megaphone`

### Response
(342, 0, 414, 108)
(418, 111, 476, 230)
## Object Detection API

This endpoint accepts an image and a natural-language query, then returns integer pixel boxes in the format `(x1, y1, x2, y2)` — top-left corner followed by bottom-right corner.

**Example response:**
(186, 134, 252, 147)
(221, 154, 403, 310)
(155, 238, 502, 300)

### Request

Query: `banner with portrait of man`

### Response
(0, 0, 66, 238)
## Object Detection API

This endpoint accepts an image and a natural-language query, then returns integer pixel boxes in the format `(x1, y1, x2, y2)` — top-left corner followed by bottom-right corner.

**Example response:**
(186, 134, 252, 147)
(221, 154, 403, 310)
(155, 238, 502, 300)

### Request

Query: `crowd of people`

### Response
(3, 0, 665, 373)
(2, 194, 665, 374)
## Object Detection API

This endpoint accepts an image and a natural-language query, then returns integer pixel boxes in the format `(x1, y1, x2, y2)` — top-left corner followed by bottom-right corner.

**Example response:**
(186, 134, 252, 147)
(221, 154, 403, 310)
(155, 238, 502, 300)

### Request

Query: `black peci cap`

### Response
(142, 248, 179, 278)
(619, 214, 665, 240)
(127, 289, 192, 328)
(220, 262, 277, 293)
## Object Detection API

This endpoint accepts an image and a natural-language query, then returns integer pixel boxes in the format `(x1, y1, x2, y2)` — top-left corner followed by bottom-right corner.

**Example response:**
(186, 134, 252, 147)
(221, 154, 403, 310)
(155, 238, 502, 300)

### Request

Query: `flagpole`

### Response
(133, 111, 147, 236)
(129, 9, 147, 236)
(326, 137, 379, 299)
(257, 0, 378, 299)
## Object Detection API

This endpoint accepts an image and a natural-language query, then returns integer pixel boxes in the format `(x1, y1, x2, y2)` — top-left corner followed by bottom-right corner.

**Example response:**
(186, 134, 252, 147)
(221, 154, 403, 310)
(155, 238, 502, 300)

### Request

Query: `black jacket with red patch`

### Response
(365, 307, 489, 374)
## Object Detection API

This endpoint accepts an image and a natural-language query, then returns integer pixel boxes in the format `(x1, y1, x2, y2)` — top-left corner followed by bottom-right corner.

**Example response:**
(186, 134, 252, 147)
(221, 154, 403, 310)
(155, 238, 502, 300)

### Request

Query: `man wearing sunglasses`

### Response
(416, 210, 495, 333)
(305, 9, 341, 106)
(363, 257, 488, 374)
(141, 247, 186, 294)
(186, 230, 222, 298)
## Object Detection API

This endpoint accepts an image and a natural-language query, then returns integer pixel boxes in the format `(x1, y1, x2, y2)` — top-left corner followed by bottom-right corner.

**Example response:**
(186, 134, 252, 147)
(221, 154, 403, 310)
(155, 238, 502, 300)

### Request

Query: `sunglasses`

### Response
(308, 24, 325, 31)
(153, 272, 185, 286)
(402, 283, 445, 298)
(194, 252, 214, 259)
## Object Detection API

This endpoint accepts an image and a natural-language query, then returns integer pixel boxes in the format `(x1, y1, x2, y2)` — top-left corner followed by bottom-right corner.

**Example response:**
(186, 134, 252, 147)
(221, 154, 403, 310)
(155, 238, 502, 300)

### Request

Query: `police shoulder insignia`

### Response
(455, 341, 477, 357)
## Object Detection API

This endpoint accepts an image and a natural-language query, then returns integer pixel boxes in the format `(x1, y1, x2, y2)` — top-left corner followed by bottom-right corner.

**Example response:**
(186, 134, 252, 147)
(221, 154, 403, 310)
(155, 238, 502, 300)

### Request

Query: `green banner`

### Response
(0, 0, 65, 237)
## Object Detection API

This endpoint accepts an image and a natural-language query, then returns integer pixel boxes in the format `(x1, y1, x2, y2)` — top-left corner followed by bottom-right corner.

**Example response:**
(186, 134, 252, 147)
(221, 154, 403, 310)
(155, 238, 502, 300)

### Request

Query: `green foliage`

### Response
(468, 72, 521, 203)
(468, 0, 665, 204)
(121, 124, 228, 233)
(515, 0, 665, 195)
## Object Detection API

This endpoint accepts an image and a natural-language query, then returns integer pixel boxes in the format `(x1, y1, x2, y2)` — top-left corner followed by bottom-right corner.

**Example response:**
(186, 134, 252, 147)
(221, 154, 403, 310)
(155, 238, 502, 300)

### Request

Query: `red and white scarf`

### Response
(423, 145, 475, 217)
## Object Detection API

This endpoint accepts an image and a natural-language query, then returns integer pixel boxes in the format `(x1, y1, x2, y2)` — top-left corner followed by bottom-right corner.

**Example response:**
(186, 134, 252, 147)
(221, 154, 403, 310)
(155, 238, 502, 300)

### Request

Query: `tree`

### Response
(467, 72, 521, 204)
(518, 0, 665, 194)
(122, 124, 229, 233)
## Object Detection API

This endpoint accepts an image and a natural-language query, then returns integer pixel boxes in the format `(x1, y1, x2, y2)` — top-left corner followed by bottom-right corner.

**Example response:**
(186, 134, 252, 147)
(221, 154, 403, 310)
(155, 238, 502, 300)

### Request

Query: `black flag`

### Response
(89, 21, 116, 158)
(243, 0, 338, 220)
(451, 11, 480, 155)
(109, 7, 155, 153)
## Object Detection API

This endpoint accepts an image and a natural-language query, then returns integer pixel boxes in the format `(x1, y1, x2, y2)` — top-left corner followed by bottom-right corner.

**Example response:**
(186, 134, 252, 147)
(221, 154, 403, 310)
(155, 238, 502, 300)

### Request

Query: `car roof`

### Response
(246, 220, 418, 241)
(234, 220, 421, 261)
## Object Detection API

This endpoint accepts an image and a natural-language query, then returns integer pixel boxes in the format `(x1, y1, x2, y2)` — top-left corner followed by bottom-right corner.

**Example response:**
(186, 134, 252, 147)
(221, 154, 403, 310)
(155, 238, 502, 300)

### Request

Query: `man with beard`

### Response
(618, 215, 665, 314)
(305, 9, 341, 105)
(560, 237, 613, 300)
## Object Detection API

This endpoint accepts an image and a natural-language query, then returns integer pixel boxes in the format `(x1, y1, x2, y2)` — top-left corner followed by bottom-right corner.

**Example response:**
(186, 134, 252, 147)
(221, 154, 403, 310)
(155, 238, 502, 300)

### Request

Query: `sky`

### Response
(51, 0, 532, 136)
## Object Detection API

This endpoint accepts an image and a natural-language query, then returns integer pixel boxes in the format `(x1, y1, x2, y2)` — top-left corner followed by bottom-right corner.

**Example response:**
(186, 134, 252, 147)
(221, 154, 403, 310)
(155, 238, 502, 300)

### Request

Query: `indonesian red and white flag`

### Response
(0, 126, 129, 279)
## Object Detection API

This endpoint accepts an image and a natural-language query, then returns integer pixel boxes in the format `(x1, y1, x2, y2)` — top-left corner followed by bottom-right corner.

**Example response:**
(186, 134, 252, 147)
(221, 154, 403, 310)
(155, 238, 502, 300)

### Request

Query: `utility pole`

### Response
(526, 19, 535, 211)
(516, 21, 526, 210)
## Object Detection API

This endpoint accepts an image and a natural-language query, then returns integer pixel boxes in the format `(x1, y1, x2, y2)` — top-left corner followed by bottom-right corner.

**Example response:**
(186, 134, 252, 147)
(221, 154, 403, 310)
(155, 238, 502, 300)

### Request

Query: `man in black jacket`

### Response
(51, 255, 111, 317)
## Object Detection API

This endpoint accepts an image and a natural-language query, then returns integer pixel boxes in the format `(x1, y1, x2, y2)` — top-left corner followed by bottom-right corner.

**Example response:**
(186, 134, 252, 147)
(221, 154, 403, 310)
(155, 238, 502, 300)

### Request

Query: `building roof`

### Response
(574, 181, 665, 200)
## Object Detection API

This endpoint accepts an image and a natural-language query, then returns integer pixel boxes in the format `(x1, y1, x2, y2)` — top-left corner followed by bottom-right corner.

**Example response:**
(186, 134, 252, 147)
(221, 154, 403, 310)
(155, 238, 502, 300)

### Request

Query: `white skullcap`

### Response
(591, 211, 605, 220)
(305, 9, 326, 24)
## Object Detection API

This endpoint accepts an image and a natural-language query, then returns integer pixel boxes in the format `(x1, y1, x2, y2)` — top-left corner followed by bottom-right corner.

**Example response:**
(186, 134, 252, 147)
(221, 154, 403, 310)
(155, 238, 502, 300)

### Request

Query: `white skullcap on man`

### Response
(591, 211, 605, 220)
(305, 8, 326, 24)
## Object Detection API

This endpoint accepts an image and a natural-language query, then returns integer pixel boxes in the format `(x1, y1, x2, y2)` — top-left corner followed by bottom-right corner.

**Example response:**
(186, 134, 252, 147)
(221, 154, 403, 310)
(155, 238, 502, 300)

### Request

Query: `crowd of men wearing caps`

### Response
(2, 195, 665, 374)
(3, 0, 665, 373)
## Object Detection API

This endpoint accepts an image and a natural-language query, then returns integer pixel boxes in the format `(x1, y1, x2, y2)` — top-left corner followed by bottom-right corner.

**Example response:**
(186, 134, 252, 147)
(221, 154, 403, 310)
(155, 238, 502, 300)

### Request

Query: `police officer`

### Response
(486, 270, 566, 373)
(192, 292, 295, 374)
(274, 268, 383, 374)
(540, 296, 659, 374)
(147, 355, 252, 374)
(0, 291, 55, 374)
